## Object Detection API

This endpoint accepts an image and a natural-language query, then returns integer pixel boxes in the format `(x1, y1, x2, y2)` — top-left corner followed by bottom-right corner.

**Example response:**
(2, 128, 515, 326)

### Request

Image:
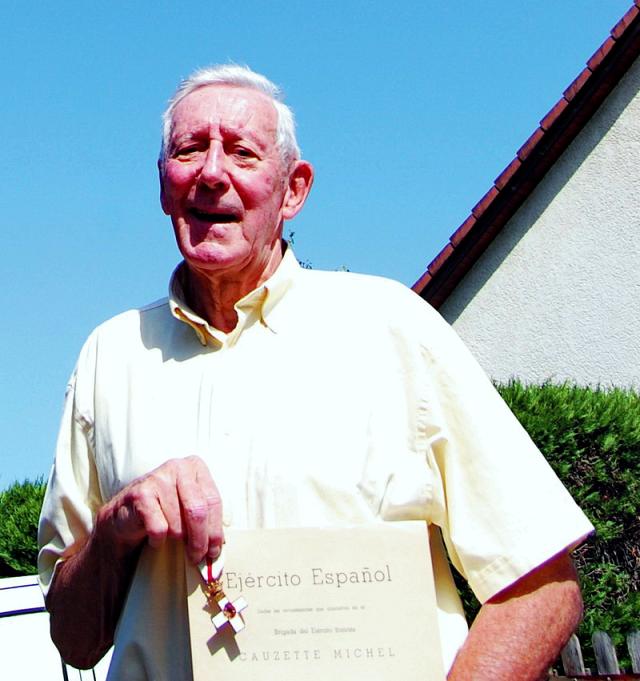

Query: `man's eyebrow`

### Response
(220, 123, 275, 151)
(173, 128, 209, 141)
(169, 123, 276, 152)
(168, 131, 202, 149)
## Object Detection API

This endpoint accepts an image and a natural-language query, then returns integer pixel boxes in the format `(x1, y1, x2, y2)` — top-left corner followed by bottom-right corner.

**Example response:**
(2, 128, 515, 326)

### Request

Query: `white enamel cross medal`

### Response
(199, 552, 248, 636)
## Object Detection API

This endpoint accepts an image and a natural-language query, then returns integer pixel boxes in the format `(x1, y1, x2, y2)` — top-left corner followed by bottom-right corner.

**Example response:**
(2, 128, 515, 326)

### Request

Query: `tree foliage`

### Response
(0, 478, 46, 577)
(499, 382, 640, 641)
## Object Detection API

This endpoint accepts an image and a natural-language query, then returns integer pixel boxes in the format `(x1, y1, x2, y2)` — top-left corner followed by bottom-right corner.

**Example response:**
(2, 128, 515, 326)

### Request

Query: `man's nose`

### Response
(198, 142, 229, 190)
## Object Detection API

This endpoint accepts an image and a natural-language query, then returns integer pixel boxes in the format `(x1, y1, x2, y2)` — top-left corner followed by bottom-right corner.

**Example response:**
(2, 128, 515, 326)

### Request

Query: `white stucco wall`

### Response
(440, 56, 640, 389)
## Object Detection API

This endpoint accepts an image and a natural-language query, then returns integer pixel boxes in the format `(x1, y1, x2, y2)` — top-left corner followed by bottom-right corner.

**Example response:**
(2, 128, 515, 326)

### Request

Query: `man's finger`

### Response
(113, 488, 169, 550)
(177, 459, 217, 563)
(192, 458, 224, 560)
(152, 470, 184, 541)
(206, 491, 224, 560)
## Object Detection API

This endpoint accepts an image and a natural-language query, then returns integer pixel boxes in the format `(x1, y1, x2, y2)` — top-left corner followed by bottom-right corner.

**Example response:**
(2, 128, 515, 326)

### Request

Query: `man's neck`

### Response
(183, 247, 284, 333)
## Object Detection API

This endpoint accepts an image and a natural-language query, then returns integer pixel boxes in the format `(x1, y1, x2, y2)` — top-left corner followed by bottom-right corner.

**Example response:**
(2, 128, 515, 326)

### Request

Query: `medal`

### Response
(199, 552, 248, 636)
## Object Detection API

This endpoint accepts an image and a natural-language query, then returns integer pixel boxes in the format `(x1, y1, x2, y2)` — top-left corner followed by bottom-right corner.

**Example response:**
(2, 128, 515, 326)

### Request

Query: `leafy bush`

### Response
(0, 478, 46, 576)
(498, 382, 640, 648)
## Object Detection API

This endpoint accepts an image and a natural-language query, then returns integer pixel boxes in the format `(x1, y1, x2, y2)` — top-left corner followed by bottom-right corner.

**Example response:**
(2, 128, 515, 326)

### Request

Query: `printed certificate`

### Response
(186, 522, 445, 680)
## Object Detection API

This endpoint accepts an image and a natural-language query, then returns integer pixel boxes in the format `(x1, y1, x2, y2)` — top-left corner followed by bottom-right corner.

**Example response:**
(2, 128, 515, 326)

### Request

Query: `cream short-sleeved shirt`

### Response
(39, 248, 593, 679)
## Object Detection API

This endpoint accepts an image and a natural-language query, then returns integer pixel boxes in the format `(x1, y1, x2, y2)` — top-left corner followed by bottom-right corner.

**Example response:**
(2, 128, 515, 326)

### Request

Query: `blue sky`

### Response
(0, 0, 633, 487)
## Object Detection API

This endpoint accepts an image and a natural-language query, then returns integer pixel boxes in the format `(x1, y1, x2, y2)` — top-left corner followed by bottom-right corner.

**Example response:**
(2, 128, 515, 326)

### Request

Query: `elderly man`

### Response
(39, 65, 592, 681)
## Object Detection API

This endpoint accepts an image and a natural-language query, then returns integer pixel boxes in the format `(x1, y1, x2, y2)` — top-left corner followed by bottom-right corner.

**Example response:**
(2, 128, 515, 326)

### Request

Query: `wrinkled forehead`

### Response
(170, 84, 278, 145)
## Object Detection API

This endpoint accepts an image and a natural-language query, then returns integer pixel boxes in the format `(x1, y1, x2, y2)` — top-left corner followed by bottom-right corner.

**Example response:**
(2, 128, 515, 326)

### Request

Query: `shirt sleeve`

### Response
(417, 308, 594, 603)
(38, 332, 103, 597)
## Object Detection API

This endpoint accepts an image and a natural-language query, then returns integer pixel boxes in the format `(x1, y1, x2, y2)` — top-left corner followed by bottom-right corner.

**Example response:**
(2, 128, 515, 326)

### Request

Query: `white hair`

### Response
(159, 64, 300, 172)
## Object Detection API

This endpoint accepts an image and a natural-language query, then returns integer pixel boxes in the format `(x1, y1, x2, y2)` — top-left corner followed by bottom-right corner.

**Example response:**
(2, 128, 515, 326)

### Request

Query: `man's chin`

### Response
(181, 245, 250, 275)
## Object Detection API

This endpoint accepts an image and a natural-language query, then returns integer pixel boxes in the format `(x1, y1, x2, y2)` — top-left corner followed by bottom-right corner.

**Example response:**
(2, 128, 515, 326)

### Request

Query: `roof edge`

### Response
(413, 2, 640, 308)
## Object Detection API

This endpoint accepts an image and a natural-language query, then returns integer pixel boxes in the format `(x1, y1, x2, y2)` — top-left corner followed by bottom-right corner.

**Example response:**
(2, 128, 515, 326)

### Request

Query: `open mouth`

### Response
(189, 208, 239, 223)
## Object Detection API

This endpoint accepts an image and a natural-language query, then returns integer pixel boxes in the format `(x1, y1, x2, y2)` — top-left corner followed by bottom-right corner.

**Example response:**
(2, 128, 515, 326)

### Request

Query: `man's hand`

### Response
(47, 455, 222, 668)
(98, 455, 223, 564)
(447, 551, 582, 681)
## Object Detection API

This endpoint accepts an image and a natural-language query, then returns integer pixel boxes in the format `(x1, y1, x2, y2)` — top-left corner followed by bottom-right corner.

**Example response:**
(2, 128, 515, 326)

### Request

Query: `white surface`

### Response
(0, 575, 111, 680)
(0, 574, 43, 614)
(0, 609, 65, 679)
(441, 56, 640, 389)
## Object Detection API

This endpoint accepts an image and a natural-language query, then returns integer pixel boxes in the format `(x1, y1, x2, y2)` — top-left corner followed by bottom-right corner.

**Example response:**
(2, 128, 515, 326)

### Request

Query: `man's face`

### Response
(160, 85, 291, 280)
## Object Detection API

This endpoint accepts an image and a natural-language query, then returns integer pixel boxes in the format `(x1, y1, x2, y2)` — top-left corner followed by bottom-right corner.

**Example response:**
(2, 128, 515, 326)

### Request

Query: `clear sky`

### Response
(0, 0, 633, 488)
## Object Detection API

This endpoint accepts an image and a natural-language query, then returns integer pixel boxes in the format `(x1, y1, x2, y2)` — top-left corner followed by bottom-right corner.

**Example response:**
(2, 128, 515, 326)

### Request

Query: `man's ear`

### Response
(282, 161, 314, 220)
(158, 159, 170, 215)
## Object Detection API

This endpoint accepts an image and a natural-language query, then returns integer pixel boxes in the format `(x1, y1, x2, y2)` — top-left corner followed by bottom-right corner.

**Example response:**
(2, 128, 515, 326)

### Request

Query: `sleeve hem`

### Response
(468, 522, 595, 604)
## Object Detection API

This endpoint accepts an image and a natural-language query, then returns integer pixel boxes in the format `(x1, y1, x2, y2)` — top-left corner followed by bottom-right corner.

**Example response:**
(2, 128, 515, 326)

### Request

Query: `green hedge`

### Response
(453, 382, 640, 668)
(2, 382, 639, 664)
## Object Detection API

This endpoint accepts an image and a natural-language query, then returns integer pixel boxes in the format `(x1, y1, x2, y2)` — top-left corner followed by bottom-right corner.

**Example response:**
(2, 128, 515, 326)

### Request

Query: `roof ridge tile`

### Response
(494, 158, 522, 191)
(611, 5, 639, 39)
(540, 98, 569, 131)
(471, 186, 499, 220)
(564, 67, 593, 101)
(426, 243, 454, 278)
(588, 36, 617, 71)
(516, 127, 545, 162)
(450, 215, 478, 248)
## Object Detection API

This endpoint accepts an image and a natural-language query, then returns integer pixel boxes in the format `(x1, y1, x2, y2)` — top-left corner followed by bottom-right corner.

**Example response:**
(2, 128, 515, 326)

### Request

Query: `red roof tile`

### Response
(426, 243, 454, 278)
(412, 269, 433, 293)
(450, 215, 477, 247)
(494, 158, 522, 190)
(587, 36, 617, 70)
(540, 98, 569, 131)
(564, 67, 592, 101)
(612, 5, 639, 39)
(471, 186, 499, 219)
(516, 127, 545, 162)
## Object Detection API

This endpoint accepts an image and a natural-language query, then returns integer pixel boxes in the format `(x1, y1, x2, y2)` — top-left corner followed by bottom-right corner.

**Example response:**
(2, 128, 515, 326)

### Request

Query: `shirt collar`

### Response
(168, 245, 300, 346)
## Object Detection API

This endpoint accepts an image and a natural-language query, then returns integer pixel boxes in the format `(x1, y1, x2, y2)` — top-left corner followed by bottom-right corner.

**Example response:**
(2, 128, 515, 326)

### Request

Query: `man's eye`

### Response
(171, 142, 205, 158)
(233, 147, 256, 159)
(175, 146, 199, 156)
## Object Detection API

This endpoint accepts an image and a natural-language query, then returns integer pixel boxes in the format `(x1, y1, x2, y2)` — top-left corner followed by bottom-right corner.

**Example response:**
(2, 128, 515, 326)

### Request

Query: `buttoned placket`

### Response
(188, 286, 276, 530)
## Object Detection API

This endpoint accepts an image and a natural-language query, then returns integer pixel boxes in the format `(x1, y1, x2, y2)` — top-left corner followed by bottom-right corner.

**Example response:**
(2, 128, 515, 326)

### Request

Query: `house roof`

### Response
(413, 1, 640, 308)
